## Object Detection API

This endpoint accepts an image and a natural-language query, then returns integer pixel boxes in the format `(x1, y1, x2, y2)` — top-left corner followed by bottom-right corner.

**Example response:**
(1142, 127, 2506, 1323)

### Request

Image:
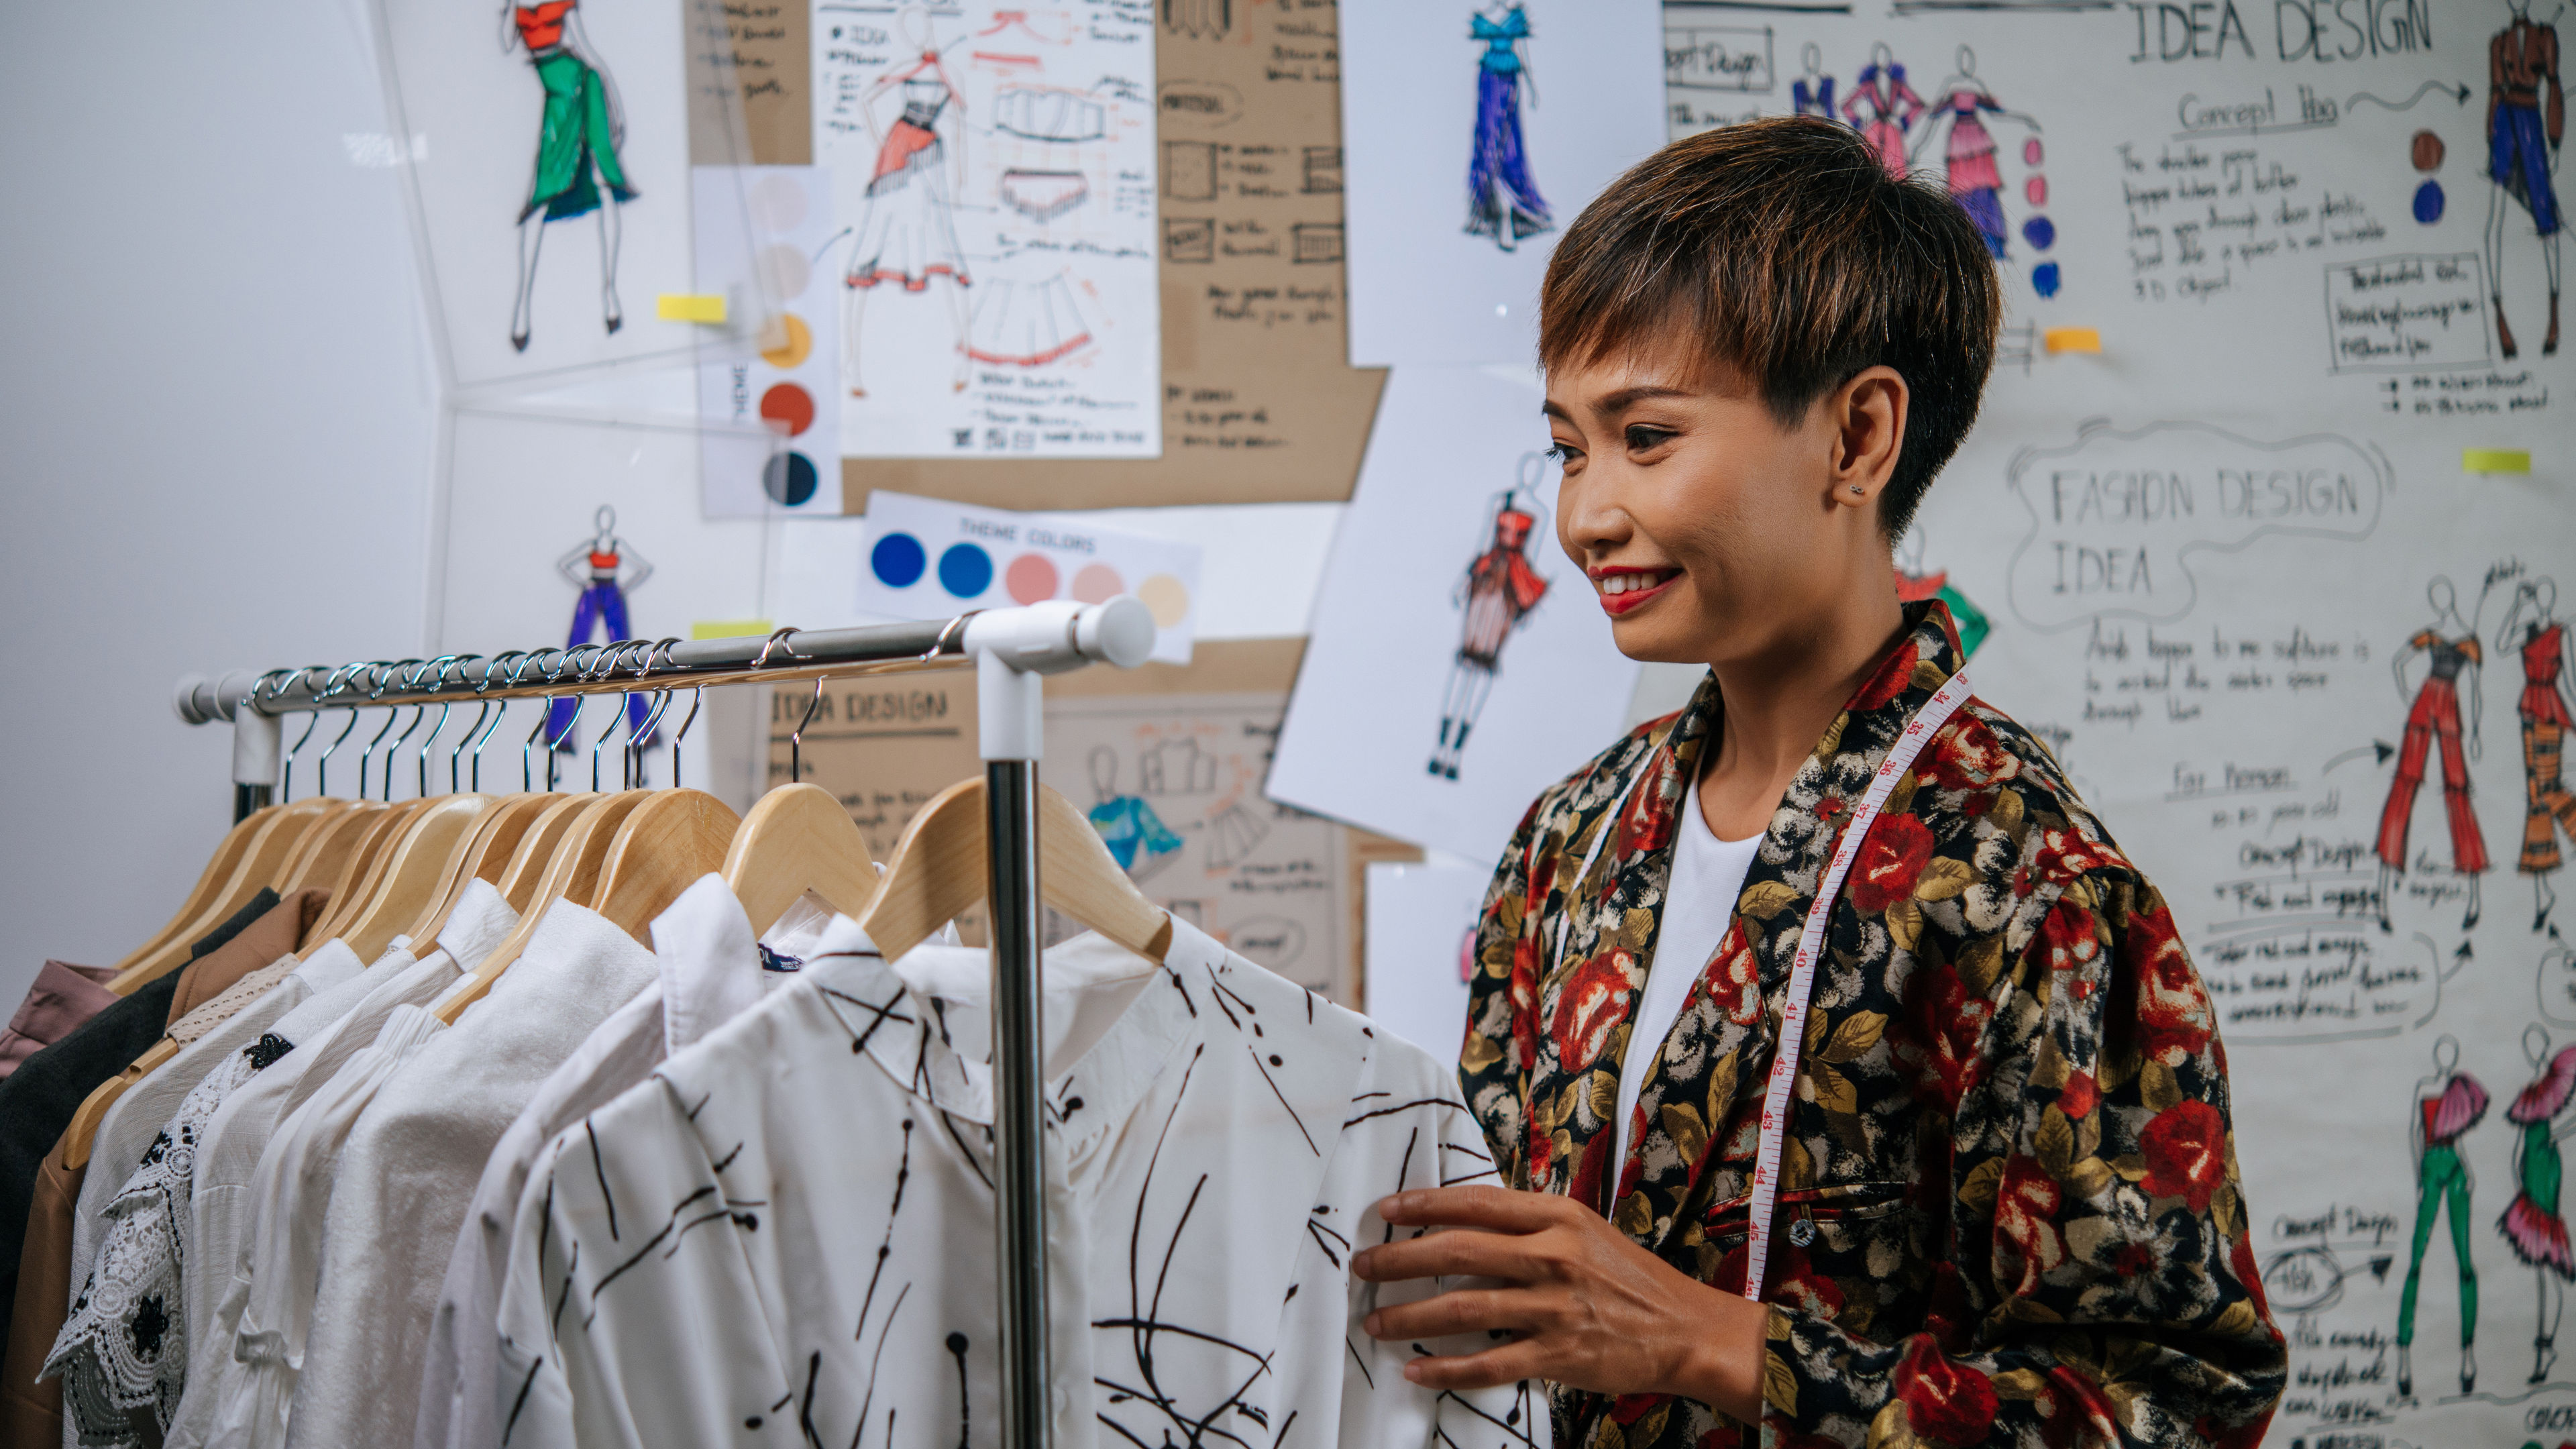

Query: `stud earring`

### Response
(1849, 485, 1864, 495)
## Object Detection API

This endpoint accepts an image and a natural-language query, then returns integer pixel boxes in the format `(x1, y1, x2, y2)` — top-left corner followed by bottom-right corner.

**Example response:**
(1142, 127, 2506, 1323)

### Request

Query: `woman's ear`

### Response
(1827, 367, 1909, 515)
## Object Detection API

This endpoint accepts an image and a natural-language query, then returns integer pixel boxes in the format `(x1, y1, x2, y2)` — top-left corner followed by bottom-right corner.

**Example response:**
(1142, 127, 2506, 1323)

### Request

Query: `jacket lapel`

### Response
(1578, 603, 1968, 1257)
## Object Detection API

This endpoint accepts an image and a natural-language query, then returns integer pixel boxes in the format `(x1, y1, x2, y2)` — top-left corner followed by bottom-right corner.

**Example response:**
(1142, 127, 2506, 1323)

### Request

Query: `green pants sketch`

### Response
(2398, 1142, 2479, 1347)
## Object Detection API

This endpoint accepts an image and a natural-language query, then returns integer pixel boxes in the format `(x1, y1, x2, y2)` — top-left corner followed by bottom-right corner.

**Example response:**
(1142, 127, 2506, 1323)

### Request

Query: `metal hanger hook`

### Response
(790, 676, 828, 787)
(313, 661, 376, 801)
(623, 639, 681, 789)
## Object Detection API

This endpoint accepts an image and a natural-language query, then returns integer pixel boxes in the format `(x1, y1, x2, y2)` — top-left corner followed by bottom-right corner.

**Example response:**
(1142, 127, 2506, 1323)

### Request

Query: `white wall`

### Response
(0, 0, 441, 997)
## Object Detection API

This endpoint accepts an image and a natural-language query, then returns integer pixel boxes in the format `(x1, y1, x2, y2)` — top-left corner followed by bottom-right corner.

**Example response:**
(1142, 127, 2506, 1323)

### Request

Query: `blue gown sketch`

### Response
(1464, 2, 1550, 250)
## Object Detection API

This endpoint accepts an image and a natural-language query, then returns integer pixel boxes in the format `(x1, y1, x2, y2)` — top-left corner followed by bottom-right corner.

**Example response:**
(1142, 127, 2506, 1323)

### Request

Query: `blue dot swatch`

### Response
(2031, 262, 2062, 299)
(871, 531, 927, 588)
(2021, 215, 2056, 252)
(762, 452, 818, 507)
(2413, 180, 2445, 224)
(938, 542, 994, 598)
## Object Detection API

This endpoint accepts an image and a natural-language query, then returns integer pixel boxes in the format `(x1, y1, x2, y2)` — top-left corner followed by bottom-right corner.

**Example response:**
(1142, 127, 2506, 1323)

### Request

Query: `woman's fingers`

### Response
(1400, 1340, 1552, 1392)
(1352, 1224, 1552, 1284)
(1375, 1183, 1568, 1232)
(1362, 1286, 1537, 1342)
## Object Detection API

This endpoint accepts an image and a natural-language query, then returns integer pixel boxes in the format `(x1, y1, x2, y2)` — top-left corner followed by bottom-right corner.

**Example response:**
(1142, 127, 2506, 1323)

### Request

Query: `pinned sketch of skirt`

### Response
(847, 127, 971, 291)
(1946, 111, 2008, 258)
(967, 274, 1095, 366)
(523, 50, 637, 221)
(2504, 1123, 2576, 1278)
(2491, 102, 2563, 237)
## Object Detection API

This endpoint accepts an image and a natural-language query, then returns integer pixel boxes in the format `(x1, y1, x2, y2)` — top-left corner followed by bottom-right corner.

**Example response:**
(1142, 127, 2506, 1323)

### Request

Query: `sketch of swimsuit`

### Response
(2504, 1034, 2576, 1383)
(1842, 58, 1925, 178)
(2379, 629, 2493, 883)
(848, 78, 973, 292)
(2398, 1059, 2489, 1399)
(1430, 478, 1551, 781)
(995, 86, 1107, 143)
(967, 272, 1096, 366)
(2486, 7, 2563, 358)
(1464, 4, 1551, 250)
(1000, 168, 1089, 222)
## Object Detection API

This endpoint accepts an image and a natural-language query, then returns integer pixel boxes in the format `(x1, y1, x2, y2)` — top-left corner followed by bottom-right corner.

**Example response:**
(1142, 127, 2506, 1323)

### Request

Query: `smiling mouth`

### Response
(1593, 568, 1679, 617)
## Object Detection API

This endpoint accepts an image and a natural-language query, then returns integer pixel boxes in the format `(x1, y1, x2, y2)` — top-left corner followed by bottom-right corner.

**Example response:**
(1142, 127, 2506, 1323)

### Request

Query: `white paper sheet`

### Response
(1267, 366, 1642, 861)
(815, 1, 1160, 457)
(855, 490, 1202, 662)
(1362, 860, 1491, 1063)
(374, 0, 711, 386)
(1337, 0, 1665, 366)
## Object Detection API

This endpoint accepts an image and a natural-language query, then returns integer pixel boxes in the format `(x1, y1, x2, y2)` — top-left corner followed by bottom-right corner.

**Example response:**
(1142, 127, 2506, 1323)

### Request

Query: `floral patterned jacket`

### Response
(1460, 602, 2286, 1449)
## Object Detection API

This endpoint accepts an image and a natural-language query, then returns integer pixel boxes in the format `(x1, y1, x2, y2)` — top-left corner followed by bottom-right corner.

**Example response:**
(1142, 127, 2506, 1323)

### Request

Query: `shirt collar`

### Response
(805, 916, 1218, 1150)
(436, 878, 521, 971)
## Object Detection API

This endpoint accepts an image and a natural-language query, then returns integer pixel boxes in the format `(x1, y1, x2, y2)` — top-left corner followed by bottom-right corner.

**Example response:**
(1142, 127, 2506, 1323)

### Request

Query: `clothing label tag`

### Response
(1741, 668, 1976, 1304)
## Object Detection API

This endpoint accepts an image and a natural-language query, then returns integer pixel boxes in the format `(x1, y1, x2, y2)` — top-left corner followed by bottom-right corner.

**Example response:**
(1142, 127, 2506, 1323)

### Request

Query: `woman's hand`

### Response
(1349, 1185, 1768, 1421)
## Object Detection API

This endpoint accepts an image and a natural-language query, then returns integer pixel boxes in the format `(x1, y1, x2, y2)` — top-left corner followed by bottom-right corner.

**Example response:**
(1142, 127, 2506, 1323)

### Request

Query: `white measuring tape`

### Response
(1740, 667, 1974, 1303)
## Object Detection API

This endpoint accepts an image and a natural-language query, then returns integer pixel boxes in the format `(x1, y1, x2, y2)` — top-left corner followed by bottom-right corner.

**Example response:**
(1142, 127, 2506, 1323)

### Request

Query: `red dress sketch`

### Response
(841, 15, 973, 398)
(2379, 584, 2491, 932)
(2504, 1026, 2576, 1385)
(1430, 482, 1550, 781)
(2503, 578, 2576, 933)
(1841, 45, 1924, 178)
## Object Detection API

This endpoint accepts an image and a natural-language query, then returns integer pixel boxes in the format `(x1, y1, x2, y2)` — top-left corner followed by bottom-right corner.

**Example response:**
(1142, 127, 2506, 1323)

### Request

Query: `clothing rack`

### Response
(174, 598, 1157, 1449)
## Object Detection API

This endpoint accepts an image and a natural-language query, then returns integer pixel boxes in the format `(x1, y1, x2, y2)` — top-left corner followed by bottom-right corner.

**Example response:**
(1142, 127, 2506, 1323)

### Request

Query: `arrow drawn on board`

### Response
(2347, 81, 2473, 112)
(2322, 741, 2397, 773)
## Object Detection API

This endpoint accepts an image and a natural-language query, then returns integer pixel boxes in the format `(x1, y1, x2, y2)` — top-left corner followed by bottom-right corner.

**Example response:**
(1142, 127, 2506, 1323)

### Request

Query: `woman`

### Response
(1350, 117, 2284, 1448)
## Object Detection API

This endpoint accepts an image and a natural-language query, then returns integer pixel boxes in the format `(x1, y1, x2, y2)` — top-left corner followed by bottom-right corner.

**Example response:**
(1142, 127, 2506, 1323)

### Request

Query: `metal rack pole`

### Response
(176, 599, 1155, 1449)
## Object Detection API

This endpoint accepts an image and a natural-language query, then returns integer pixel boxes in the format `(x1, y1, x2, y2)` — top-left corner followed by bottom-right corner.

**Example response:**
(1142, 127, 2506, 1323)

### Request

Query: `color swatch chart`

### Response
(694, 164, 843, 517)
(855, 491, 1201, 663)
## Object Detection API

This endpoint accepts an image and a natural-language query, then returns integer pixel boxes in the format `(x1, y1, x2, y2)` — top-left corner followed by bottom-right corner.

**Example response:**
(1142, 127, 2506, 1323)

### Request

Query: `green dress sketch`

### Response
(504, 0, 636, 352)
(2504, 1033, 2576, 1383)
(2398, 1046, 2490, 1400)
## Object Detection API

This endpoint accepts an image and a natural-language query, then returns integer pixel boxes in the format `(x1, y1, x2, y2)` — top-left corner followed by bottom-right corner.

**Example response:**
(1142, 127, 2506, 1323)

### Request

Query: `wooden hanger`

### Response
(108, 805, 282, 972)
(434, 791, 651, 1024)
(276, 802, 383, 898)
(492, 793, 602, 916)
(857, 779, 1171, 964)
(405, 792, 556, 947)
(297, 798, 433, 958)
(107, 798, 345, 993)
(337, 794, 500, 963)
(721, 784, 877, 936)
(593, 790, 743, 942)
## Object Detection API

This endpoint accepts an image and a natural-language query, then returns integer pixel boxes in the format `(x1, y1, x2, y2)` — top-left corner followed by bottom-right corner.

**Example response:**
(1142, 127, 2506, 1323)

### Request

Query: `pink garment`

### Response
(2512, 1044, 2576, 1123)
(1941, 91, 2004, 193)
(2425, 1071, 2491, 1144)
(0, 961, 117, 1080)
(1842, 64, 1926, 177)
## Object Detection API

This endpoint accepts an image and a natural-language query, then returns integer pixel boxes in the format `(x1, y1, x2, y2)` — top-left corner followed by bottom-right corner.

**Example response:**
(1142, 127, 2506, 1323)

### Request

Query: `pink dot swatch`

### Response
(1071, 562, 1126, 604)
(1005, 552, 1060, 604)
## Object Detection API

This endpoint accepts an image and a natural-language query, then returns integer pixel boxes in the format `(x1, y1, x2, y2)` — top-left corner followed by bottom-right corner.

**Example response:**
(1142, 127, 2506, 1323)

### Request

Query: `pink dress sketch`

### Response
(1430, 469, 1551, 781)
(2504, 1026, 2576, 1385)
(1841, 45, 1924, 177)
(842, 20, 974, 398)
(1908, 50, 2038, 260)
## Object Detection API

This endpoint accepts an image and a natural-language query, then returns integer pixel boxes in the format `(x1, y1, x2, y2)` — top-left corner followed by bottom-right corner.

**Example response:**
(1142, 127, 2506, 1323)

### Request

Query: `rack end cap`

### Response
(172, 674, 217, 726)
(1081, 596, 1155, 670)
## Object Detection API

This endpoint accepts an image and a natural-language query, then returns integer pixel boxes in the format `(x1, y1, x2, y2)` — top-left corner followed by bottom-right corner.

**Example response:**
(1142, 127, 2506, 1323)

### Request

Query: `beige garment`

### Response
(0, 1146, 83, 1446)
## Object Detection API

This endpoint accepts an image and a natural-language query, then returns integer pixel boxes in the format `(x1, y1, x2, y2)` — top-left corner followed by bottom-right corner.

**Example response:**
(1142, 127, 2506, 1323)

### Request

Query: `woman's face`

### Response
(1543, 343, 1902, 669)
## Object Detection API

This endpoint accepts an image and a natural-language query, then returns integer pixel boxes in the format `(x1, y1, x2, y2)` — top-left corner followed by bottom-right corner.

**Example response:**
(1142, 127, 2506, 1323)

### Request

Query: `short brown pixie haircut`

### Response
(1538, 115, 2002, 539)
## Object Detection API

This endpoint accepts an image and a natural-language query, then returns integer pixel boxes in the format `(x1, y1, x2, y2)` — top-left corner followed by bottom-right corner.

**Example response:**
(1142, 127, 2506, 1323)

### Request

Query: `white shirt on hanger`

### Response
(1612, 775, 1762, 1171)
(70, 948, 355, 1291)
(208, 1003, 449, 1449)
(494, 915, 1547, 1449)
(413, 877, 838, 1449)
(167, 883, 517, 1449)
(280, 898, 659, 1449)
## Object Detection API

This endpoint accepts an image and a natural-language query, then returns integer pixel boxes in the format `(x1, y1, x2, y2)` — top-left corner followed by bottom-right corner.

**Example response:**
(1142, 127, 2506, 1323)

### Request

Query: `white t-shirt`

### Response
(1613, 776, 1763, 1170)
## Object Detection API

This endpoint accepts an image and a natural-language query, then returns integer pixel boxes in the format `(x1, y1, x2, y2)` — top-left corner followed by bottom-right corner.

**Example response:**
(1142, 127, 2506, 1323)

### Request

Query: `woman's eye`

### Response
(1625, 425, 1676, 451)
(1544, 443, 1579, 464)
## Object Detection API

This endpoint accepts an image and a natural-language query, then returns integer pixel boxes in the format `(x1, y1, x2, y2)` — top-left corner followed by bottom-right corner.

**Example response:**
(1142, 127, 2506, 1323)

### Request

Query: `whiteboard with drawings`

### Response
(1652, 0, 2568, 1437)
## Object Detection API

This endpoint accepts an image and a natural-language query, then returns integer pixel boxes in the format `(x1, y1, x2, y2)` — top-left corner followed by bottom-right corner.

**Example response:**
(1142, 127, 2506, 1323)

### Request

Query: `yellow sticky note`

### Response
(657, 293, 728, 323)
(2043, 327, 2102, 355)
(691, 619, 774, 640)
(2463, 449, 2532, 474)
